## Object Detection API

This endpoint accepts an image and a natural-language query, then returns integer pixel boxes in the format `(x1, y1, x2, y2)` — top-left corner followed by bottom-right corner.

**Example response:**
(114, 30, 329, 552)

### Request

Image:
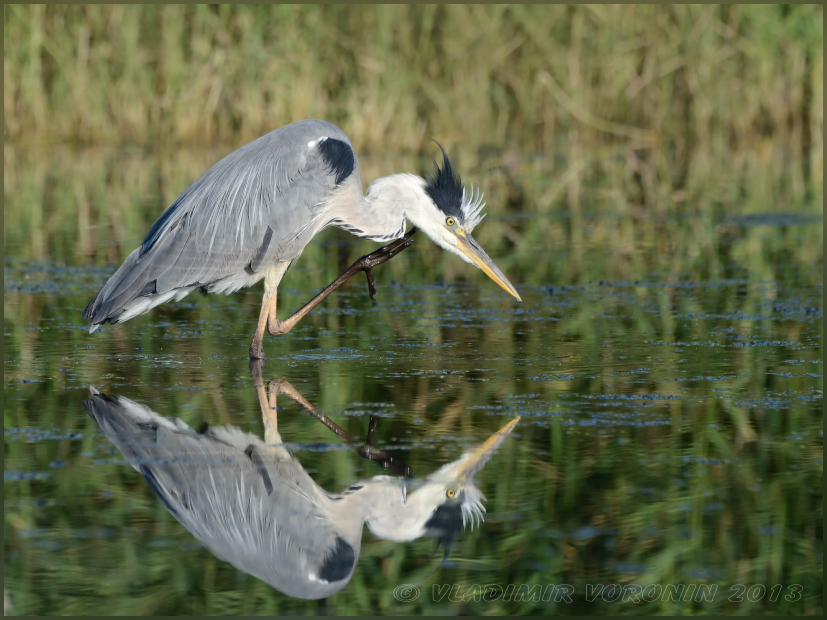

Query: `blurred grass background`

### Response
(4, 4, 823, 206)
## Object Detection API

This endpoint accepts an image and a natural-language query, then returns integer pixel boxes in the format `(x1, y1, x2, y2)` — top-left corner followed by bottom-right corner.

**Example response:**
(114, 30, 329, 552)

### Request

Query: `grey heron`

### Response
(84, 379, 520, 600)
(83, 119, 521, 358)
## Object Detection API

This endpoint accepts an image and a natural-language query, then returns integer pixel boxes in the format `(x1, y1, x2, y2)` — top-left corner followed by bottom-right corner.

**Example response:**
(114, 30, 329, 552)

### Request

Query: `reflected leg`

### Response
(267, 228, 417, 337)
(272, 378, 412, 477)
(250, 359, 279, 445)
(270, 378, 351, 443)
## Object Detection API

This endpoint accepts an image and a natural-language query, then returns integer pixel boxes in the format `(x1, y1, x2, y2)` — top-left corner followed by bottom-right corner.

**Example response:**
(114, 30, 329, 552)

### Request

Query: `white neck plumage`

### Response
(332, 475, 482, 544)
(321, 174, 471, 262)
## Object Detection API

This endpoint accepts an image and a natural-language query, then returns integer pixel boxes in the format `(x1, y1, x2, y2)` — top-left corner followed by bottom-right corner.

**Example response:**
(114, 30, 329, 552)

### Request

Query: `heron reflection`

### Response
(84, 377, 519, 600)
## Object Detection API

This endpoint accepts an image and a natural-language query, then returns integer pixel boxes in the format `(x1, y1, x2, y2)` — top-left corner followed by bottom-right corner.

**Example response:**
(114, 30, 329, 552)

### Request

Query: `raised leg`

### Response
(267, 228, 417, 337)
(268, 288, 278, 331)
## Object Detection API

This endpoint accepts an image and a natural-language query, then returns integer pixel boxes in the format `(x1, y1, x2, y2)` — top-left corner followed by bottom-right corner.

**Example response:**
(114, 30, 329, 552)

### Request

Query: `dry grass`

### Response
(4, 5, 822, 162)
(4, 5, 822, 235)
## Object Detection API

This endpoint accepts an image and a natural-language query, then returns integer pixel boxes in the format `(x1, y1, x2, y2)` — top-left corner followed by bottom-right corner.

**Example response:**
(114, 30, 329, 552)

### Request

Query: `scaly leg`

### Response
(248, 291, 274, 360)
(267, 228, 417, 336)
(249, 262, 288, 359)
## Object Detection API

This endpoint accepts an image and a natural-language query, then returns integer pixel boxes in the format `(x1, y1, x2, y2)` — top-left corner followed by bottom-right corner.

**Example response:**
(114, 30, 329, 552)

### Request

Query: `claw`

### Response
(366, 417, 378, 444)
(365, 268, 377, 301)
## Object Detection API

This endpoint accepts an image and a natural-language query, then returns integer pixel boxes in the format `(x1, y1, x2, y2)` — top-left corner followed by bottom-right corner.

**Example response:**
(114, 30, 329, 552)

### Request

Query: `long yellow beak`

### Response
(456, 416, 521, 481)
(454, 231, 521, 301)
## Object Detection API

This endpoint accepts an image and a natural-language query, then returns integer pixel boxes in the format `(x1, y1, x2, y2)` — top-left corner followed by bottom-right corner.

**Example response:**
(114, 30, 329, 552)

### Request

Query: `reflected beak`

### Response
(453, 231, 521, 301)
(456, 416, 520, 481)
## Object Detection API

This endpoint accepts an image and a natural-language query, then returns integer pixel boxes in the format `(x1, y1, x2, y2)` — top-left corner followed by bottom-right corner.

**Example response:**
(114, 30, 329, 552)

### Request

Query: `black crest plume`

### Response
(424, 141, 464, 219)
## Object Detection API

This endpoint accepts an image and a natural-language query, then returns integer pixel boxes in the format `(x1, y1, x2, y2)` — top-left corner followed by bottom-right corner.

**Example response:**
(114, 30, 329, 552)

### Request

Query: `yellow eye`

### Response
(446, 489, 456, 498)
(445, 217, 455, 227)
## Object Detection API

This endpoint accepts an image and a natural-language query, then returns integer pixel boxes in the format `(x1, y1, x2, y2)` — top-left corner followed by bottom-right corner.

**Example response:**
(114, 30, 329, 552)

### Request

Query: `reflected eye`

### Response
(446, 489, 456, 498)
(445, 217, 455, 227)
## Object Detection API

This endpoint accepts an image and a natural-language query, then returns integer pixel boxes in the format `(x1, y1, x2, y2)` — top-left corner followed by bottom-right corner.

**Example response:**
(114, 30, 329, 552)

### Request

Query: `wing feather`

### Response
(84, 119, 358, 326)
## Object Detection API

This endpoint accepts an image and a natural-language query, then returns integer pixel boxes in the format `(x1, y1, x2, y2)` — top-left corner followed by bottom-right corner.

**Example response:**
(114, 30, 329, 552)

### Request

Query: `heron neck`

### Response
(324, 174, 425, 242)
(335, 478, 434, 543)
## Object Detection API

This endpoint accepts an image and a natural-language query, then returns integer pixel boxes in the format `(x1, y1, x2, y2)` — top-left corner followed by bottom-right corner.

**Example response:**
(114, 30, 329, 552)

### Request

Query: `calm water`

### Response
(4, 147, 823, 615)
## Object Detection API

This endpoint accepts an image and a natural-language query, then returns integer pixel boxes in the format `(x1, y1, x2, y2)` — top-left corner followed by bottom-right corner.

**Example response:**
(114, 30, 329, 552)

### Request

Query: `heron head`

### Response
(414, 416, 521, 557)
(408, 144, 522, 301)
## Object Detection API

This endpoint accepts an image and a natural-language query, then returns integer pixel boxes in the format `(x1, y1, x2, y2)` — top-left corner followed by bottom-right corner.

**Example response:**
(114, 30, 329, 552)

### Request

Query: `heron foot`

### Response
(249, 340, 265, 359)
(364, 268, 377, 300)
(350, 230, 417, 301)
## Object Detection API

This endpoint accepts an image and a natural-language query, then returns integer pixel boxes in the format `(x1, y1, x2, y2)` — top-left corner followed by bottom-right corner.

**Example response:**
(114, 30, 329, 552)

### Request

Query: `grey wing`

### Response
(84, 119, 359, 327)
(84, 390, 361, 600)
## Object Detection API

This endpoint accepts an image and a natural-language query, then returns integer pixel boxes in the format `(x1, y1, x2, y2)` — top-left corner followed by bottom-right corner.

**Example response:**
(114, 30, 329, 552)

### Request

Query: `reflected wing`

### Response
(84, 119, 358, 327)
(84, 390, 360, 599)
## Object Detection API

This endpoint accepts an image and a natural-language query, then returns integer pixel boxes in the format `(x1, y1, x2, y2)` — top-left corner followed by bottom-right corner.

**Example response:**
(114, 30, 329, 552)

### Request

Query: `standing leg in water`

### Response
(249, 229, 417, 359)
